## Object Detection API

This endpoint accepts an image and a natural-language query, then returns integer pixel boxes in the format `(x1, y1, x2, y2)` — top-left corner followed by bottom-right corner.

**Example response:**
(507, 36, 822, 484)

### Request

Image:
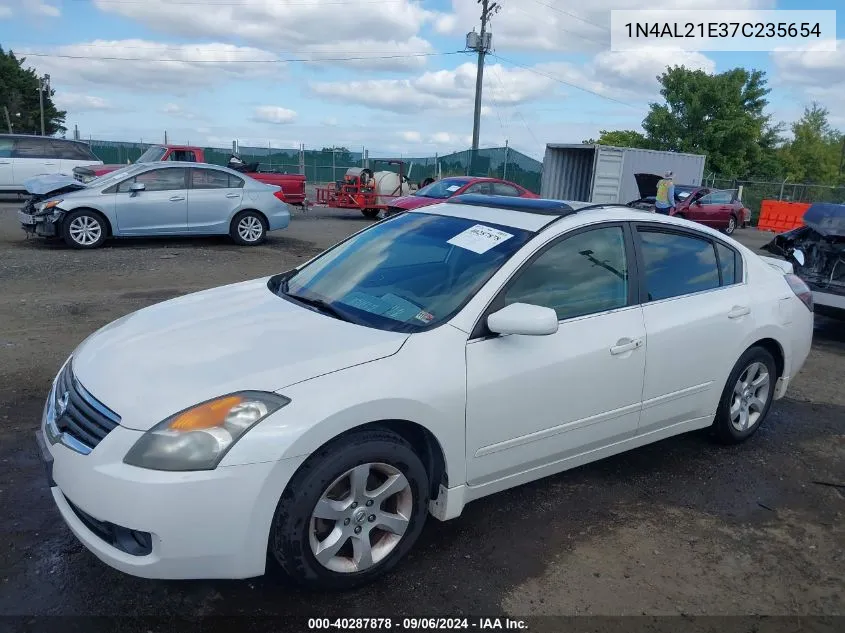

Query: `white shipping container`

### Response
(540, 144, 706, 204)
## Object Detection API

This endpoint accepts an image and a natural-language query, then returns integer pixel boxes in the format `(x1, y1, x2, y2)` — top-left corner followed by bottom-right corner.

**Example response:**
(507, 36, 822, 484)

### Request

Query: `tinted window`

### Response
(229, 174, 244, 188)
(464, 182, 492, 195)
(491, 182, 520, 196)
(716, 242, 739, 285)
(12, 137, 57, 159)
(51, 140, 98, 161)
(639, 230, 719, 301)
(0, 138, 12, 158)
(117, 168, 187, 192)
(191, 168, 230, 189)
(170, 150, 197, 162)
(505, 227, 629, 321)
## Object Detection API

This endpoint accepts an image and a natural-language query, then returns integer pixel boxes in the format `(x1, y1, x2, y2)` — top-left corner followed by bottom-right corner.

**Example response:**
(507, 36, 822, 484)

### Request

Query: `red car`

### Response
(385, 176, 538, 216)
(670, 187, 750, 235)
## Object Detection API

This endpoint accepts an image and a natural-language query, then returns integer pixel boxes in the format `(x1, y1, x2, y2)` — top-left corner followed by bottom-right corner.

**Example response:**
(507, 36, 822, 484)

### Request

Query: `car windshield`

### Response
(676, 186, 697, 200)
(414, 178, 470, 199)
(276, 212, 533, 333)
(136, 146, 168, 163)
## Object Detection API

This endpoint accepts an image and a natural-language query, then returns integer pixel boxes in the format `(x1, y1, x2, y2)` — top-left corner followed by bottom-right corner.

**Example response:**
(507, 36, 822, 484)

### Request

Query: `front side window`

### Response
(639, 230, 720, 301)
(711, 191, 733, 204)
(414, 178, 471, 199)
(171, 150, 196, 162)
(278, 213, 533, 332)
(117, 167, 187, 192)
(504, 226, 629, 321)
(0, 138, 13, 158)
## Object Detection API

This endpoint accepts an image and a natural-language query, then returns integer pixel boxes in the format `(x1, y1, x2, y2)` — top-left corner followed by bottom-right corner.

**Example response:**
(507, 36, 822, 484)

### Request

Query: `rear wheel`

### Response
(712, 346, 777, 444)
(361, 208, 380, 219)
(230, 211, 267, 245)
(269, 429, 429, 589)
(62, 210, 107, 249)
(724, 214, 737, 235)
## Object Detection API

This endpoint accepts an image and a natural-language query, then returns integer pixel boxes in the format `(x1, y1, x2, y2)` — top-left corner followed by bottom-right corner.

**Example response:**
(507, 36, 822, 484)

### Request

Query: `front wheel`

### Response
(62, 210, 107, 249)
(723, 214, 737, 235)
(270, 429, 429, 589)
(230, 211, 267, 245)
(712, 346, 777, 444)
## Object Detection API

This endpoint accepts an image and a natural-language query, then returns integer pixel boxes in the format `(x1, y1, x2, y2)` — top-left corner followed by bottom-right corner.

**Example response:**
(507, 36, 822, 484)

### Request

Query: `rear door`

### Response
(0, 138, 13, 188)
(11, 137, 60, 185)
(113, 167, 188, 234)
(688, 191, 726, 227)
(187, 167, 244, 233)
(633, 225, 753, 434)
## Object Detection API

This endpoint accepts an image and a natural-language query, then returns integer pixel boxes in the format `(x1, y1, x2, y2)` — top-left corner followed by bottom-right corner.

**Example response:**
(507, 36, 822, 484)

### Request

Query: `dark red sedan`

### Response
(671, 187, 750, 235)
(385, 176, 538, 216)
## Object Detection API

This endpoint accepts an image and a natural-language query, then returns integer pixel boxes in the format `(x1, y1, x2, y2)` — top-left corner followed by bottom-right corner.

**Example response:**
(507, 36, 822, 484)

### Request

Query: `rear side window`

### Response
(716, 242, 740, 285)
(229, 174, 244, 188)
(638, 230, 720, 301)
(51, 140, 99, 161)
(170, 150, 197, 162)
(191, 168, 229, 189)
(463, 182, 492, 195)
(12, 137, 57, 159)
(491, 182, 520, 196)
(0, 138, 13, 158)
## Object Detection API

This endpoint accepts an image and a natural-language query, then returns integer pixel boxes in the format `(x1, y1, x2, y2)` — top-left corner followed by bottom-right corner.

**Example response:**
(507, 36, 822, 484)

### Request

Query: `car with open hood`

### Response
(18, 161, 290, 248)
(762, 202, 845, 317)
(384, 176, 538, 216)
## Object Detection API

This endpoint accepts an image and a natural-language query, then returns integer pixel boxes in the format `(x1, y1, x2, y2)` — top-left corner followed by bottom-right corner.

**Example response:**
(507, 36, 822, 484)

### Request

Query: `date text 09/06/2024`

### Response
(624, 22, 822, 39)
(307, 618, 528, 630)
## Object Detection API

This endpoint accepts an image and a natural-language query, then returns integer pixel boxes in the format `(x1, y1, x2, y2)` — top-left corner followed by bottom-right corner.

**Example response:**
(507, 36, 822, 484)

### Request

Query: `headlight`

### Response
(36, 199, 63, 213)
(123, 391, 289, 471)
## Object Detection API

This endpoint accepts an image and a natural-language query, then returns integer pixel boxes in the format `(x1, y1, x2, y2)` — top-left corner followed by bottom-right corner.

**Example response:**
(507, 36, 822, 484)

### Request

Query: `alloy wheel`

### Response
(309, 462, 412, 574)
(729, 361, 770, 432)
(237, 216, 264, 242)
(69, 216, 102, 246)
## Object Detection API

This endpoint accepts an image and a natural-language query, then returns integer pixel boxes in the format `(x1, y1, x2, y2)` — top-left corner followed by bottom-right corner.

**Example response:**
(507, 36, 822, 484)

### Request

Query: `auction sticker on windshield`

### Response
(446, 185, 461, 192)
(448, 224, 513, 254)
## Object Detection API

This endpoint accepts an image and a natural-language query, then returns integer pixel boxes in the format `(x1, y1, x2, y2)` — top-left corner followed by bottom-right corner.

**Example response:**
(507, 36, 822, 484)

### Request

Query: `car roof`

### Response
(0, 133, 91, 146)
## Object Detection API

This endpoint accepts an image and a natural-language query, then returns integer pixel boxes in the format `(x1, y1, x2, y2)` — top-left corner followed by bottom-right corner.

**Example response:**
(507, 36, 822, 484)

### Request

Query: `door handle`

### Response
(43, 162, 56, 165)
(610, 338, 643, 355)
(728, 306, 750, 319)
(169, 196, 186, 202)
(225, 193, 240, 198)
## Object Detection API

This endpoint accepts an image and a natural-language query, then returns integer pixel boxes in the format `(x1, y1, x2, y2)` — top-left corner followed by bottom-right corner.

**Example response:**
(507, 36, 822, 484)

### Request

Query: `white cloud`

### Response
(0, 6, 13, 19)
(92, 0, 440, 71)
(400, 131, 422, 143)
(436, 0, 774, 53)
(33, 0, 59, 17)
(772, 41, 845, 110)
(0, 0, 59, 18)
(21, 40, 280, 93)
(54, 93, 115, 112)
(310, 62, 558, 114)
(253, 106, 297, 125)
(322, 117, 339, 127)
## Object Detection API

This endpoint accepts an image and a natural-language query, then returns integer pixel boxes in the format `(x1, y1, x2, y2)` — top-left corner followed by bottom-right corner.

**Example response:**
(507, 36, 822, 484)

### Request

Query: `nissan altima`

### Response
(35, 194, 814, 589)
(18, 161, 290, 248)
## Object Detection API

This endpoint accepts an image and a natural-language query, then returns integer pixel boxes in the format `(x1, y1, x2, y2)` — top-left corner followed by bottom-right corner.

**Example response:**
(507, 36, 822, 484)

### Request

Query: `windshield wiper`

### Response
(286, 292, 353, 323)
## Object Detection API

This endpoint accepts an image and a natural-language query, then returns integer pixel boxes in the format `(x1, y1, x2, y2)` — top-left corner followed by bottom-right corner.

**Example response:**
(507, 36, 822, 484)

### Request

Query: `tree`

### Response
(780, 103, 843, 185)
(0, 46, 66, 135)
(582, 129, 650, 148)
(642, 67, 776, 178)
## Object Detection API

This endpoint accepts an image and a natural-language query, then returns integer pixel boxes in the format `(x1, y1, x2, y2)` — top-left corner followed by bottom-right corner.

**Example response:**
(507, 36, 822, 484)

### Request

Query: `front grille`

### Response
(54, 363, 120, 450)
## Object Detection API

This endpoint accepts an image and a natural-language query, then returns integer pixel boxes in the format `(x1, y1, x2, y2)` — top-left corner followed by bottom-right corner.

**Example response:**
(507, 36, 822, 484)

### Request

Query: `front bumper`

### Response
(38, 399, 306, 579)
(19, 209, 60, 237)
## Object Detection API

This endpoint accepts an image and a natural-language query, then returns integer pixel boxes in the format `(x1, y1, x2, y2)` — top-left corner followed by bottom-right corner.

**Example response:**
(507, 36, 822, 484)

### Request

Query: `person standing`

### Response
(654, 171, 675, 215)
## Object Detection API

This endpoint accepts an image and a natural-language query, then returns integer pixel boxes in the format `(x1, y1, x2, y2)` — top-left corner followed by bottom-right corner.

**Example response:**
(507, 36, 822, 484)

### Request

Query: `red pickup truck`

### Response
(72, 145, 306, 205)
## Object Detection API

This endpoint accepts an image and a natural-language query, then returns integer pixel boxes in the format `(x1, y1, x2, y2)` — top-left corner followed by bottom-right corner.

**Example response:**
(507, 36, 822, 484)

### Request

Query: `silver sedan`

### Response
(18, 161, 291, 248)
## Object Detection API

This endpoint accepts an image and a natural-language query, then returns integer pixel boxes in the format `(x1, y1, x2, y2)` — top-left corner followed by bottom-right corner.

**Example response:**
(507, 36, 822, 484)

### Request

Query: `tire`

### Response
(361, 208, 380, 219)
(230, 210, 267, 246)
(723, 214, 737, 235)
(712, 346, 778, 444)
(62, 209, 107, 249)
(269, 428, 429, 589)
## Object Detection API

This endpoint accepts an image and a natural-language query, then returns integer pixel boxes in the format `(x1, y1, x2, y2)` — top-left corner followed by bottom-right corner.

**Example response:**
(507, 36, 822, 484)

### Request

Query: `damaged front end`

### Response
(763, 202, 845, 312)
(18, 175, 87, 238)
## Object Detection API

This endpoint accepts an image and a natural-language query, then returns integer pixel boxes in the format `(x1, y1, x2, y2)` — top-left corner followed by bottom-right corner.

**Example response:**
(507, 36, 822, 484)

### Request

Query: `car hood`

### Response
(23, 174, 87, 196)
(803, 202, 845, 237)
(390, 195, 441, 210)
(633, 173, 662, 199)
(71, 277, 409, 431)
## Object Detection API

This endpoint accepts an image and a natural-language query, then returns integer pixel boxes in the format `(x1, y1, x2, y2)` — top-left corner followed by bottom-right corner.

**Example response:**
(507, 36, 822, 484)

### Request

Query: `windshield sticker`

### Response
(446, 185, 461, 192)
(414, 310, 434, 323)
(341, 291, 425, 322)
(447, 224, 514, 254)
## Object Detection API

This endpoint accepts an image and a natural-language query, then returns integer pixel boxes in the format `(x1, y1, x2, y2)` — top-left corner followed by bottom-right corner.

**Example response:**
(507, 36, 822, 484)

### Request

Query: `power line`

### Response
(489, 53, 640, 109)
(525, 0, 609, 32)
(508, 4, 607, 47)
(20, 50, 465, 63)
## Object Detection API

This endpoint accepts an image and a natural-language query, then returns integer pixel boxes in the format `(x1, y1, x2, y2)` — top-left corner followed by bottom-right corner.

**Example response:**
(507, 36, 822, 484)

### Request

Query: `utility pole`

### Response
(38, 74, 50, 136)
(3, 106, 12, 133)
(468, 0, 499, 153)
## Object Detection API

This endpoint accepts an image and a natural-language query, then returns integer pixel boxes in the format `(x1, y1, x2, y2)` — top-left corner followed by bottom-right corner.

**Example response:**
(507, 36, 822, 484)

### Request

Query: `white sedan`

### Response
(36, 194, 814, 589)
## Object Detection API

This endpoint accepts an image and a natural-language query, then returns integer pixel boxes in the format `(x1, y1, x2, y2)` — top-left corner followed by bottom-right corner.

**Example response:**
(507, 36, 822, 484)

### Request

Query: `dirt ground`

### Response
(0, 198, 843, 625)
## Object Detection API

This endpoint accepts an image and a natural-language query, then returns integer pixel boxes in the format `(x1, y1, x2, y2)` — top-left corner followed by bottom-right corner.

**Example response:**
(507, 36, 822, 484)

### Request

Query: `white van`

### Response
(0, 134, 102, 192)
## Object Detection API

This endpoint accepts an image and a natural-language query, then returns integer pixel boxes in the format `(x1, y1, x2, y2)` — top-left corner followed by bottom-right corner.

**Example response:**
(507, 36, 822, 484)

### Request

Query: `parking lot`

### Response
(0, 197, 843, 621)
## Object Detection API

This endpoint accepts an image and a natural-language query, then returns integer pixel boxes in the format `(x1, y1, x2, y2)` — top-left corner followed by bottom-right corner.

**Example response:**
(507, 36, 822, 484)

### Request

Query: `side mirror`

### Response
(487, 302, 559, 336)
(129, 182, 145, 194)
(791, 248, 805, 267)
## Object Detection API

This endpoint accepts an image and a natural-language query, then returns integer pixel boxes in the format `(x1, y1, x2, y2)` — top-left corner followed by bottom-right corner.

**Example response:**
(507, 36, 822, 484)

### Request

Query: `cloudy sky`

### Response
(0, 0, 842, 159)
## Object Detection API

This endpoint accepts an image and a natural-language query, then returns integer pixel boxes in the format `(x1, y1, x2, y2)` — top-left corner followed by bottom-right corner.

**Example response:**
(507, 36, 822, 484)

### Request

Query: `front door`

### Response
(465, 224, 646, 486)
(114, 167, 188, 234)
(187, 168, 244, 233)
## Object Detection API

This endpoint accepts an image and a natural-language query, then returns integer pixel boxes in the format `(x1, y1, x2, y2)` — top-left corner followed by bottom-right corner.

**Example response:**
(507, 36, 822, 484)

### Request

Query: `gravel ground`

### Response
(0, 198, 843, 626)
